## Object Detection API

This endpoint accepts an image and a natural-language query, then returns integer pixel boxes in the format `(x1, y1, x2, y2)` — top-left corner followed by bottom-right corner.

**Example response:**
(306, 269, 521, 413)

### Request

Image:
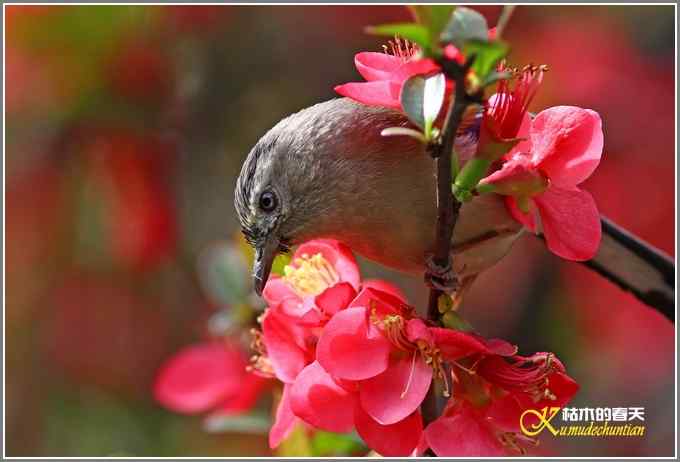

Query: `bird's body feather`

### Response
(236, 98, 674, 318)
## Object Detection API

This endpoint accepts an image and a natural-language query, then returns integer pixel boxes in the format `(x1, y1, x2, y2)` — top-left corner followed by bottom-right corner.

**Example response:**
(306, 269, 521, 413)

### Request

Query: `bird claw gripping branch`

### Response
(424, 253, 459, 294)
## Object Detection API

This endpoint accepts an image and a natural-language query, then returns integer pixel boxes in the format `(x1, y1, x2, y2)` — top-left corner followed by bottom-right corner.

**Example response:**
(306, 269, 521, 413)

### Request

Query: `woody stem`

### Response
(421, 56, 480, 432)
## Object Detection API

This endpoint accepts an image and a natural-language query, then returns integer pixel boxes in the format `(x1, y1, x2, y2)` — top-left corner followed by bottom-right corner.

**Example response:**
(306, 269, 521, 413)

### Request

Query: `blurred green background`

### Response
(5, 5, 675, 457)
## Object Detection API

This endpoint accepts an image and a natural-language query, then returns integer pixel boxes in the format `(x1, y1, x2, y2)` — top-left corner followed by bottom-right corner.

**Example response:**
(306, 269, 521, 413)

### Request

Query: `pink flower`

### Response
(334, 30, 497, 112)
(297, 286, 515, 456)
(481, 63, 545, 144)
(480, 105, 604, 260)
(253, 239, 579, 456)
(262, 239, 360, 326)
(154, 340, 269, 416)
(254, 240, 411, 449)
(424, 352, 579, 456)
(288, 287, 425, 455)
(334, 38, 440, 110)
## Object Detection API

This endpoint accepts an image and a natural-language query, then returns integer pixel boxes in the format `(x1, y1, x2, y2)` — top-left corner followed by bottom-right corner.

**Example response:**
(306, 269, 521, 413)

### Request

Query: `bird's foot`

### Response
(425, 255, 459, 294)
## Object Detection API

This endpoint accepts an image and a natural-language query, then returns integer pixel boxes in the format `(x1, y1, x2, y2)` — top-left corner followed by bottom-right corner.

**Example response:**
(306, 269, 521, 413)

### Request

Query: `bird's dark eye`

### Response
(259, 191, 278, 212)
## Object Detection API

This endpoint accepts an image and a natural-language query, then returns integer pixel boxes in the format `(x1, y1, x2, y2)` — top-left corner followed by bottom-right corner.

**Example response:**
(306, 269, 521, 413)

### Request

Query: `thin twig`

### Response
(495, 5, 517, 39)
(421, 57, 478, 430)
(426, 58, 476, 323)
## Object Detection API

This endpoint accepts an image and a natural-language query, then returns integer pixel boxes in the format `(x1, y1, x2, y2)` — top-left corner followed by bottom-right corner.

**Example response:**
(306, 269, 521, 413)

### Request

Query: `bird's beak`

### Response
(253, 236, 280, 296)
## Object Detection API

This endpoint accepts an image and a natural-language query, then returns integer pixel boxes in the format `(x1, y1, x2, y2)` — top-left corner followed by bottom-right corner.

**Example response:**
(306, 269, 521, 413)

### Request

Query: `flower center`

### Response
(282, 252, 339, 297)
(248, 328, 275, 378)
(418, 340, 450, 397)
(382, 36, 419, 62)
(378, 314, 414, 351)
(478, 352, 561, 403)
(488, 62, 548, 139)
(371, 312, 451, 398)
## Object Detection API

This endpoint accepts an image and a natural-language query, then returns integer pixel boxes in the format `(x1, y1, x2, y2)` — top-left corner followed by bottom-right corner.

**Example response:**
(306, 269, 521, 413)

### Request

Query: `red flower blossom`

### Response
(335, 29, 497, 113)
(480, 105, 604, 260)
(481, 63, 545, 144)
(262, 239, 360, 326)
(424, 352, 579, 456)
(253, 240, 407, 448)
(334, 38, 440, 110)
(154, 340, 270, 416)
(252, 239, 578, 456)
(302, 286, 516, 456)
(254, 241, 422, 453)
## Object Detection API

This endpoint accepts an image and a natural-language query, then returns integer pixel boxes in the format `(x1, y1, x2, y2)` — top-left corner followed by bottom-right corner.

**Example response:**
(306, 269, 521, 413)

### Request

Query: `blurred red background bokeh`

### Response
(5, 5, 675, 457)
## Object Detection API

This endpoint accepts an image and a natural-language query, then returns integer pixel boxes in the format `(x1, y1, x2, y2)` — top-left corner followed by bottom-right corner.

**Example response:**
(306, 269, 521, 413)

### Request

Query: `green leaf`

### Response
(271, 252, 292, 277)
(366, 23, 430, 51)
(481, 69, 512, 88)
(442, 311, 474, 331)
(409, 5, 455, 40)
(401, 73, 446, 136)
(465, 40, 510, 81)
(441, 7, 489, 49)
(437, 293, 454, 313)
(453, 157, 493, 202)
(276, 420, 313, 456)
(311, 431, 367, 456)
(401, 76, 426, 129)
(422, 73, 446, 135)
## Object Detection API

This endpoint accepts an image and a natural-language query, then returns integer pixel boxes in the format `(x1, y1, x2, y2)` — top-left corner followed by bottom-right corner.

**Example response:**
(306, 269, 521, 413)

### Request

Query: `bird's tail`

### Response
(581, 216, 675, 322)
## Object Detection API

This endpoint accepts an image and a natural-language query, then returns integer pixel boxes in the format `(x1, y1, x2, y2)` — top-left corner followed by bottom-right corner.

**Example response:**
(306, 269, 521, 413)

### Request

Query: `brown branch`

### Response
(421, 57, 479, 431)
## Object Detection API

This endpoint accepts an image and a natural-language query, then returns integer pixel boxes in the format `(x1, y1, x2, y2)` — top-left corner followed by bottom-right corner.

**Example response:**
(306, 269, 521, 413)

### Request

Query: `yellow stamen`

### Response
(248, 328, 275, 377)
(282, 252, 339, 296)
(382, 35, 419, 62)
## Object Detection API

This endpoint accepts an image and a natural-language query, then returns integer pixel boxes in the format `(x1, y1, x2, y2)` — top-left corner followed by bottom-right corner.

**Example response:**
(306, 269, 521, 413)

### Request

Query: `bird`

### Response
(234, 97, 674, 321)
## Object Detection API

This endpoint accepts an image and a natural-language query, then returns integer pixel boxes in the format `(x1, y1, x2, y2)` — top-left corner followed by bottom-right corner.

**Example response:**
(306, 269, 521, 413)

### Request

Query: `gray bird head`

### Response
(235, 98, 488, 296)
(235, 99, 372, 295)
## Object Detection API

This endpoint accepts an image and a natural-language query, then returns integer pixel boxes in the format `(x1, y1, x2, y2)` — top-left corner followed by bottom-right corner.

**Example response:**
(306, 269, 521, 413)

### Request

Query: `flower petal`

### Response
(213, 372, 270, 415)
(390, 58, 441, 100)
(315, 282, 357, 316)
(361, 279, 407, 302)
(478, 154, 546, 197)
(530, 106, 603, 187)
(294, 239, 361, 290)
(359, 354, 432, 425)
(484, 338, 518, 356)
(354, 52, 403, 81)
(425, 403, 505, 456)
(154, 341, 245, 414)
(262, 310, 309, 383)
(269, 384, 298, 448)
(354, 405, 423, 457)
(405, 318, 433, 344)
(486, 371, 579, 433)
(289, 361, 356, 433)
(335, 81, 400, 109)
(534, 186, 601, 260)
(349, 287, 406, 318)
(316, 306, 391, 381)
(430, 328, 491, 360)
(277, 296, 317, 321)
(262, 276, 297, 306)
